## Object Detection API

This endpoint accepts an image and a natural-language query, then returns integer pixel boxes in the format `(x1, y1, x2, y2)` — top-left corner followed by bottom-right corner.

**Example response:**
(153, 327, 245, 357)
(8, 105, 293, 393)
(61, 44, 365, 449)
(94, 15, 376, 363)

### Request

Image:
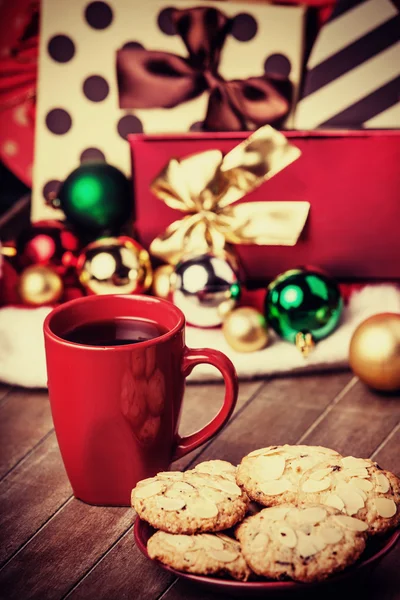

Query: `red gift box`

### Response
(129, 130, 400, 283)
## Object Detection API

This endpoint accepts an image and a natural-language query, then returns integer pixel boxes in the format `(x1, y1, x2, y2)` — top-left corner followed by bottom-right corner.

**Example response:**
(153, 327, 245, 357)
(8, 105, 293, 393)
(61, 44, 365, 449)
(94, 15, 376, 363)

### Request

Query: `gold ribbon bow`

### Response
(150, 126, 310, 265)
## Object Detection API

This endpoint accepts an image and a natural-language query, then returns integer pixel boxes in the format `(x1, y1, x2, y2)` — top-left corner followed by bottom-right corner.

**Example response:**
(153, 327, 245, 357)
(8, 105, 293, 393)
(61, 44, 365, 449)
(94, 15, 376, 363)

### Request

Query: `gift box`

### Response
(295, 0, 400, 129)
(130, 129, 400, 282)
(0, 0, 38, 187)
(31, 0, 306, 222)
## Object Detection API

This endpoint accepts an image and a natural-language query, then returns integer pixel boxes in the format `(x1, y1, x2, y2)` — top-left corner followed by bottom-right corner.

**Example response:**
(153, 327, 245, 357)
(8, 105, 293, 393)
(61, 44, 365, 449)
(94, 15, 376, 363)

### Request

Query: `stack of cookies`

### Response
(131, 445, 400, 583)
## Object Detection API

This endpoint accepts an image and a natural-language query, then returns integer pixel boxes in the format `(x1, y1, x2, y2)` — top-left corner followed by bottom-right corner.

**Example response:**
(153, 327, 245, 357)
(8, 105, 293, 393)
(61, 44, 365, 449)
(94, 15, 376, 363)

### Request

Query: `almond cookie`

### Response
(298, 456, 400, 535)
(147, 531, 252, 581)
(132, 461, 249, 534)
(236, 445, 341, 507)
(236, 504, 367, 583)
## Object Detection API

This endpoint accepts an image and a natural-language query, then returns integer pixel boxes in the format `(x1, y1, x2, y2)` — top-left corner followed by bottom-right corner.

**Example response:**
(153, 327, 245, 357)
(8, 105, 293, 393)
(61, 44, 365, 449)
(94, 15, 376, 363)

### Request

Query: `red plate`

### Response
(134, 518, 399, 597)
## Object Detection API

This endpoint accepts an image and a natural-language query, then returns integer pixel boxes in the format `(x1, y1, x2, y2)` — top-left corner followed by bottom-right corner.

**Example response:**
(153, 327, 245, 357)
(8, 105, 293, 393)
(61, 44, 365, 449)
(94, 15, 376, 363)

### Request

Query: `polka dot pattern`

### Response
(80, 147, 106, 163)
(157, 8, 176, 36)
(117, 115, 143, 139)
(122, 41, 144, 50)
(189, 121, 204, 132)
(264, 54, 292, 78)
(85, 1, 113, 30)
(3, 140, 18, 156)
(83, 75, 109, 102)
(42, 180, 61, 202)
(33, 0, 302, 221)
(231, 13, 258, 42)
(45, 109, 72, 135)
(48, 35, 75, 63)
(13, 105, 29, 127)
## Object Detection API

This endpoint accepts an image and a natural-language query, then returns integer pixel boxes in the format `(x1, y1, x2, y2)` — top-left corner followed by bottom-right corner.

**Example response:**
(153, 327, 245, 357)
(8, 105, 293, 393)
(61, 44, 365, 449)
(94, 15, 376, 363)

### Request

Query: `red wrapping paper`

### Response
(0, 0, 38, 187)
(129, 129, 400, 283)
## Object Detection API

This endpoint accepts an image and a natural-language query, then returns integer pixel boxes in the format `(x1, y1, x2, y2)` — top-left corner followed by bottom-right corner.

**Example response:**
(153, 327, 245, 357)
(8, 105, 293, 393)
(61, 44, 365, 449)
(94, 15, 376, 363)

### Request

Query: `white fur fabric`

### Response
(0, 285, 399, 388)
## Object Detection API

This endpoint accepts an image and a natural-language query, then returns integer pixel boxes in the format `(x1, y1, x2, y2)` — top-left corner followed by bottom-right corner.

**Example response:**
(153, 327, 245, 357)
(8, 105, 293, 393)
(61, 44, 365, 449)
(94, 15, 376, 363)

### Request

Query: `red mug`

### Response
(43, 294, 238, 506)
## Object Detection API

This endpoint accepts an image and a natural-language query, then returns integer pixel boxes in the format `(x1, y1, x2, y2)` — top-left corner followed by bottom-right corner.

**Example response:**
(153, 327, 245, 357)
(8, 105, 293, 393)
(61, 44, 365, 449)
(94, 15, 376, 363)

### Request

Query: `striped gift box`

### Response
(295, 0, 400, 128)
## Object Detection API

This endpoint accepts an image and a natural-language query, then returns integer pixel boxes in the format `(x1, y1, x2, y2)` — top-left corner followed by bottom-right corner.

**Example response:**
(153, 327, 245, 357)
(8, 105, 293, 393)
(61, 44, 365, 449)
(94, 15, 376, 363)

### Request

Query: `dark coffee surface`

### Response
(63, 318, 167, 346)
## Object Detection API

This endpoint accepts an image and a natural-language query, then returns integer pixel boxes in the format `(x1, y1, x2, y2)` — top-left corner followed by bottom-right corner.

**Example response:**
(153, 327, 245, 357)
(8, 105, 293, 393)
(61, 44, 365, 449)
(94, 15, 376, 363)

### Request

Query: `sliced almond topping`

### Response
(248, 447, 273, 458)
(251, 532, 269, 552)
(194, 460, 236, 476)
(341, 457, 371, 470)
(198, 487, 226, 504)
(324, 493, 345, 511)
(309, 468, 333, 481)
(208, 548, 239, 563)
(200, 534, 225, 550)
(349, 484, 367, 501)
(278, 526, 297, 548)
(290, 457, 315, 473)
(333, 515, 368, 531)
(296, 531, 320, 558)
(254, 454, 286, 481)
(345, 467, 369, 479)
(171, 481, 195, 492)
(352, 478, 373, 492)
(301, 477, 331, 493)
(157, 471, 184, 480)
(166, 535, 195, 551)
(299, 507, 327, 525)
(186, 498, 219, 519)
(136, 477, 157, 487)
(216, 533, 240, 548)
(375, 497, 397, 518)
(319, 526, 343, 544)
(165, 482, 195, 499)
(308, 533, 327, 553)
(259, 478, 292, 496)
(156, 496, 186, 511)
(207, 479, 242, 496)
(262, 506, 291, 521)
(336, 482, 365, 516)
(375, 473, 390, 494)
(134, 480, 166, 499)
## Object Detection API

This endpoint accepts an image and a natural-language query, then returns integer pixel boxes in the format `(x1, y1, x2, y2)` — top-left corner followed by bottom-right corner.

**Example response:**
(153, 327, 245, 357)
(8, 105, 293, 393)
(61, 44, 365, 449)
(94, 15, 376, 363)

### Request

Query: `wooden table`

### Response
(0, 372, 399, 600)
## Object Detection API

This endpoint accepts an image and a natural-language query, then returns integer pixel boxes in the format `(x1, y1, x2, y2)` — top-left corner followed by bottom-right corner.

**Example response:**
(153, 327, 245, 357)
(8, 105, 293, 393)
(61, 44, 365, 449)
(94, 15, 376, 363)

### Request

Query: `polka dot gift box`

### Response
(32, 0, 306, 222)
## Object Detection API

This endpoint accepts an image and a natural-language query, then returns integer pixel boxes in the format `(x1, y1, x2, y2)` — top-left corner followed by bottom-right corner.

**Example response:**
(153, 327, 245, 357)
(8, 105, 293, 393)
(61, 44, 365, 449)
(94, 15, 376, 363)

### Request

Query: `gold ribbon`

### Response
(150, 126, 310, 265)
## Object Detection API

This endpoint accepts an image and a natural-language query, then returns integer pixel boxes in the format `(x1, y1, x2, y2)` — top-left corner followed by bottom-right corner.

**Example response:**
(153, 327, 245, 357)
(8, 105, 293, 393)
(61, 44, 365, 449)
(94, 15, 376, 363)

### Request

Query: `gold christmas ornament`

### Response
(76, 236, 152, 296)
(150, 126, 310, 265)
(349, 313, 400, 391)
(19, 265, 63, 306)
(152, 264, 174, 299)
(223, 307, 269, 353)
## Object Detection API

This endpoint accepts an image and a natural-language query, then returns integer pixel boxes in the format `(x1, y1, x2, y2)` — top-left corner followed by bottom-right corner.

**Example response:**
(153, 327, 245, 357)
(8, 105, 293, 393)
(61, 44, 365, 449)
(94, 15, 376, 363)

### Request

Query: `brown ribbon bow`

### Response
(116, 6, 292, 130)
(149, 126, 310, 265)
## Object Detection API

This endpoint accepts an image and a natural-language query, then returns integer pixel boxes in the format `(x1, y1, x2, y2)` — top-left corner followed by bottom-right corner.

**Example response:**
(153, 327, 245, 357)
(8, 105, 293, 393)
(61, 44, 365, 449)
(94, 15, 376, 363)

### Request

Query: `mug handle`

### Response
(172, 347, 238, 461)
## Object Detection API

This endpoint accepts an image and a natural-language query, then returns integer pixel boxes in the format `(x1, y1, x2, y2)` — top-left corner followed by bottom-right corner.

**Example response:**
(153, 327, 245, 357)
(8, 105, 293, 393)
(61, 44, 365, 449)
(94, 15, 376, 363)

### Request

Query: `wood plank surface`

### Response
(65, 373, 355, 600)
(0, 373, 399, 600)
(0, 432, 71, 567)
(0, 389, 53, 480)
(301, 380, 400, 459)
(0, 382, 262, 600)
(0, 501, 132, 600)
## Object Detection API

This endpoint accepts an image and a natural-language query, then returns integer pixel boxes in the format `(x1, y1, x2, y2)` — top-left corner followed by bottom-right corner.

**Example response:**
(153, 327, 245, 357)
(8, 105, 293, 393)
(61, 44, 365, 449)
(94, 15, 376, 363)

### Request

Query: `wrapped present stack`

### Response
(1, 0, 400, 388)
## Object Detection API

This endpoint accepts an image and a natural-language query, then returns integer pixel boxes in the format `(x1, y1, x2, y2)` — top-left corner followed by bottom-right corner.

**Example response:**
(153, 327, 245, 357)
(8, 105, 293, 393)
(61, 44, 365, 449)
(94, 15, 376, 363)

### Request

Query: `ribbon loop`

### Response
(149, 126, 310, 264)
(116, 6, 292, 131)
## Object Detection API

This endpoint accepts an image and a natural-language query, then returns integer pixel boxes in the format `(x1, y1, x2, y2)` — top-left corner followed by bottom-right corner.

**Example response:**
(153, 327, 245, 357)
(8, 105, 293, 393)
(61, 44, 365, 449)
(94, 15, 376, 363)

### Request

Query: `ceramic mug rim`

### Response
(43, 294, 186, 352)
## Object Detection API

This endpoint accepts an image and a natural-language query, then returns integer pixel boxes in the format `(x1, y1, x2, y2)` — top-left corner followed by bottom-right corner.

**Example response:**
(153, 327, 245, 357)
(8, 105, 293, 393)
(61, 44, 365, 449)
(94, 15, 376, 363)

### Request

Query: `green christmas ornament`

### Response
(264, 268, 343, 356)
(57, 163, 131, 232)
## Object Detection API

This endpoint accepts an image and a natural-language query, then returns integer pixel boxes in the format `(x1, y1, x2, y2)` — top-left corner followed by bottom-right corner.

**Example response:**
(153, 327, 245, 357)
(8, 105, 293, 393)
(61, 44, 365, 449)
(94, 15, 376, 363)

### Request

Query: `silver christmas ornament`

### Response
(171, 253, 241, 327)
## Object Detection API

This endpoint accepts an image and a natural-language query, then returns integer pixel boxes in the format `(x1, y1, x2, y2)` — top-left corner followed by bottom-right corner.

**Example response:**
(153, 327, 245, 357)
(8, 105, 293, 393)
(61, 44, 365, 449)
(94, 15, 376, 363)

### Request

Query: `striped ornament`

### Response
(295, 0, 400, 128)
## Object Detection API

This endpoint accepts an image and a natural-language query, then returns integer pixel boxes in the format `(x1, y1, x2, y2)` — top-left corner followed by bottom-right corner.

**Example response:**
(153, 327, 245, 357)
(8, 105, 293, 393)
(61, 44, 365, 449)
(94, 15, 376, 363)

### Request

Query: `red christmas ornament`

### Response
(16, 220, 80, 274)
